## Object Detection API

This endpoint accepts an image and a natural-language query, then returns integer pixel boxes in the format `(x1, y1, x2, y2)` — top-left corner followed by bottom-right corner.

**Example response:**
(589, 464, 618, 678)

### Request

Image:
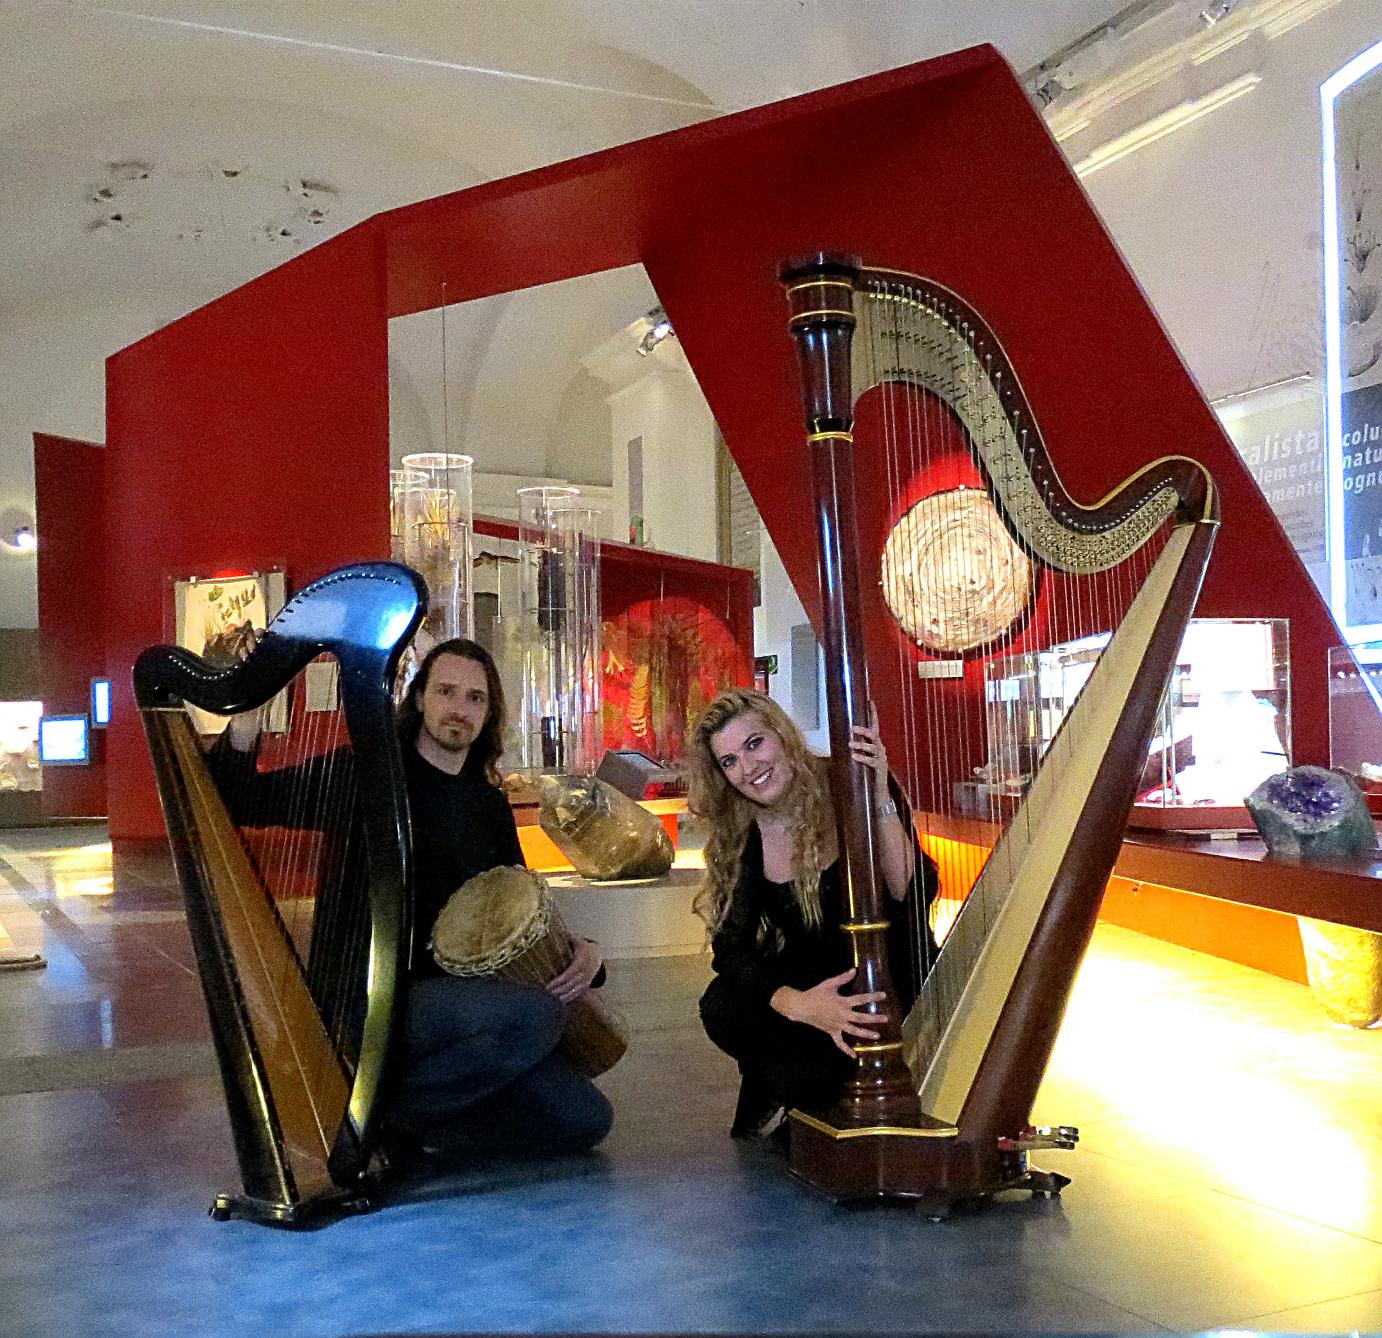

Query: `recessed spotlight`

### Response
(11, 526, 36, 552)
(636, 307, 675, 357)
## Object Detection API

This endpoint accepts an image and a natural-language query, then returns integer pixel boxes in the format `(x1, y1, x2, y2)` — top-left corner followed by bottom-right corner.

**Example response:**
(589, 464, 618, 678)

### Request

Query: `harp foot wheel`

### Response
(1025, 1168, 1071, 1200)
(209, 1196, 234, 1222)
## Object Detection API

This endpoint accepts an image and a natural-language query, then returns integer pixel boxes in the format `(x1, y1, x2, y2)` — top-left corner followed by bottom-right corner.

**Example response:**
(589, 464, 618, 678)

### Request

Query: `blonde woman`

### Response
(689, 689, 938, 1139)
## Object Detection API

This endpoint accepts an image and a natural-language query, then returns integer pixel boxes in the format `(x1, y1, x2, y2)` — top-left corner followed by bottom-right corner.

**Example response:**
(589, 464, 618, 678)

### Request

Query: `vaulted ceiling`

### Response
(0, 1, 1147, 623)
(0, 1, 1131, 309)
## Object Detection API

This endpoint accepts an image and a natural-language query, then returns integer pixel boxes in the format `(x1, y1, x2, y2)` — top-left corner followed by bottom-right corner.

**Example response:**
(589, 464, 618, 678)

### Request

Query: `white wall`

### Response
(389, 265, 656, 486)
(755, 534, 830, 753)
(584, 321, 719, 562)
(0, 282, 213, 627)
(1075, 6, 1378, 401)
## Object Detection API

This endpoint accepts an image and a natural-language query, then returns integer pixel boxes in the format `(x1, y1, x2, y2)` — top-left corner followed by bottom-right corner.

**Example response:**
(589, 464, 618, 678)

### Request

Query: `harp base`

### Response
(208, 1182, 377, 1229)
(786, 1110, 1073, 1212)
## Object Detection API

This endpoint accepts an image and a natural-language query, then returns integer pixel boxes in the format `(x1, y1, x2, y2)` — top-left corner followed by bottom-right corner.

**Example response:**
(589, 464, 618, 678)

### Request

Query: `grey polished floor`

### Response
(2, 824, 1381, 1337)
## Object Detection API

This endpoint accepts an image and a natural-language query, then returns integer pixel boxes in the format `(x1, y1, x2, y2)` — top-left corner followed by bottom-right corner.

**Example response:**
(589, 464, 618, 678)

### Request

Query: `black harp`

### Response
(135, 562, 425, 1226)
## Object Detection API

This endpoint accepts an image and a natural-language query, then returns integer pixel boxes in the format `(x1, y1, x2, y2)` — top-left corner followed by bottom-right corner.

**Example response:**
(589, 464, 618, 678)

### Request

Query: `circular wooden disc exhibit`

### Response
(880, 487, 1033, 654)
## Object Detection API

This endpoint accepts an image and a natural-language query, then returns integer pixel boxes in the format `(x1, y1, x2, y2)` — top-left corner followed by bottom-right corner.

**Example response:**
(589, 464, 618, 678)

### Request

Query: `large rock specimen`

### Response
(1247, 766, 1381, 1028)
(1296, 918, 1382, 1029)
(1244, 766, 1377, 862)
(537, 773, 674, 881)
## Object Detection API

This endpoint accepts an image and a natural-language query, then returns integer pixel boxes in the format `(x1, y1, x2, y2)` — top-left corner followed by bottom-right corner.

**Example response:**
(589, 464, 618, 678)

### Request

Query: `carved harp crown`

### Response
(778, 255, 1218, 1205)
(134, 562, 425, 1226)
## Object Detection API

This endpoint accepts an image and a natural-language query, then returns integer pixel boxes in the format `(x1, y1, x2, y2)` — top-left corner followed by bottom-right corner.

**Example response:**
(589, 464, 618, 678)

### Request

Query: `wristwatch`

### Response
(876, 798, 898, 818)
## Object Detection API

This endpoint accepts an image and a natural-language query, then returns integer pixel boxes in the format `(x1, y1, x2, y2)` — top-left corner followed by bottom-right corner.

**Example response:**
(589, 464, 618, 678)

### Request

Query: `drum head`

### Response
(431, 865, 550, 976)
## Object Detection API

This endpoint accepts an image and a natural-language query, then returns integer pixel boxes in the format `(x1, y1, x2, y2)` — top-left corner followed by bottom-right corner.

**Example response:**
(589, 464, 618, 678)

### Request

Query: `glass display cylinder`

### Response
(401, 453, 474, 642)
(516, 487, 602, 777)
(389, 467, 427, 563)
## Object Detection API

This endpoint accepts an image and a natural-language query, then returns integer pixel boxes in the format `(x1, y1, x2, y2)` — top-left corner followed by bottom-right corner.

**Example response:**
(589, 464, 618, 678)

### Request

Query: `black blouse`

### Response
(709, 820, 939, 1014)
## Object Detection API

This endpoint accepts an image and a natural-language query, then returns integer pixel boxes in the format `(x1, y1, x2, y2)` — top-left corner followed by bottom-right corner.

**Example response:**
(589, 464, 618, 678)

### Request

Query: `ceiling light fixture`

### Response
(636, 308, 675, 357)
(1072, 72, 1261, 177)
(1199, 0, 1238, 25)
(10, 526, 36, 552)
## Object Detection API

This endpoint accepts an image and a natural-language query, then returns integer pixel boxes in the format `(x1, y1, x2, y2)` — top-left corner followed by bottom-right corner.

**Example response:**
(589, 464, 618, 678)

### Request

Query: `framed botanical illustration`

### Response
(173, 570, 288, 735)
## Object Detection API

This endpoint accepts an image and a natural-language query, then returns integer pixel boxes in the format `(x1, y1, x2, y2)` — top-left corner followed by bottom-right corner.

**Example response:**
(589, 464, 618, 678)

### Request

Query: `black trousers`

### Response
(699, 974, 853, 1130)
(387, 975, 613, 1158)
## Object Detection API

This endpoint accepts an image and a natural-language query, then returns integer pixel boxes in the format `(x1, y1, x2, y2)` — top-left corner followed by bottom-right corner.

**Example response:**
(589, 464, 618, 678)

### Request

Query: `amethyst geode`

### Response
(1245, 765, 1377, 861)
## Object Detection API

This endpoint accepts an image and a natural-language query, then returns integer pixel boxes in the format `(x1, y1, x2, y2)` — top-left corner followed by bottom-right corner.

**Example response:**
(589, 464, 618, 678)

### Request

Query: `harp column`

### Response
(783, 256, 921, 1127)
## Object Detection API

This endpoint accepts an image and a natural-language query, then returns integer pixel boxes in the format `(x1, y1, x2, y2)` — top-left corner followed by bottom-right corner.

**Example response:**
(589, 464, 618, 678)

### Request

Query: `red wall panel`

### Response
(102, 44, 1341, 838)
(33, 432, 108, 818)
(473, 517, 755, 764)
(104, 225, 391, 838)
(370, 44, 1339, 764)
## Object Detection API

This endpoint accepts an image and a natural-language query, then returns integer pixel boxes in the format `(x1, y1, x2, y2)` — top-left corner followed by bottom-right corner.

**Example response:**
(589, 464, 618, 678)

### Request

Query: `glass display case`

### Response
(1328, 641, 1382, 816)
(982, 619, 1291, 829)
(0, 700, 42, 792)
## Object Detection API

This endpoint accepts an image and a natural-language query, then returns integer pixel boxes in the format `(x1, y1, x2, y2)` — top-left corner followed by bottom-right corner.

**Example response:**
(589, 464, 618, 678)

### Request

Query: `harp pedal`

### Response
(998, 1125, 1079, 1153)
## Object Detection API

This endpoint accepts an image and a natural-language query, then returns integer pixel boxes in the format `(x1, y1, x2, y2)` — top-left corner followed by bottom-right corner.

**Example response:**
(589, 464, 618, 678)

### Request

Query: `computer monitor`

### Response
(90, 678, 111, 728)
(39, 715, 91, 766)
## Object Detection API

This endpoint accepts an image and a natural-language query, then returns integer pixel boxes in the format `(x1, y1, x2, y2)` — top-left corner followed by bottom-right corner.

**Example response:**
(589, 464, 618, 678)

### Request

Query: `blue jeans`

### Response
(387, 974, 613, 1157)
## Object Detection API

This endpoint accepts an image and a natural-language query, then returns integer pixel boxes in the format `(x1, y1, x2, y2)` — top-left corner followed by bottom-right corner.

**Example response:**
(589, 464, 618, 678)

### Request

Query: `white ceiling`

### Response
(1, 0, 1368, 632)
(0, 0, 1146, 624)
(0, 0, 1132, 308)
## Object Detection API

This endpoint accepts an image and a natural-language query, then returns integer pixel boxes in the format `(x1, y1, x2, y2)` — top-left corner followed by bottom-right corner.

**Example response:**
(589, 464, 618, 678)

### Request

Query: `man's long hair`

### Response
(396, 638, 507, 786)
(687, 688, 832, 935)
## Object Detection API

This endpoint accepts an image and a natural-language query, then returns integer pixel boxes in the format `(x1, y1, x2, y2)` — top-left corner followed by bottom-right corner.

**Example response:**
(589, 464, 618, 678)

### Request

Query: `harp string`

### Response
(886, 294, 936, 991)
(180, 711, 339, 1158)
(854, 274, 1183, 1083)
(210, 647, 365, 1112)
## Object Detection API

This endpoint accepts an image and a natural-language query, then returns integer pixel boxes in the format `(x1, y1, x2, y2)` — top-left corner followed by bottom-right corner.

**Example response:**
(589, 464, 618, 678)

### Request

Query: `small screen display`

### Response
(39, 716, 90, 765)
(91, 679, 111, 727)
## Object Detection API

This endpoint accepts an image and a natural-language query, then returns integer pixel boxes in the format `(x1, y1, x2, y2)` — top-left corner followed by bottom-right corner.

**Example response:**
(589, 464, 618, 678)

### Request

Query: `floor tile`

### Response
(977, 1183, 1382, 1330)
(4, 823, 1382, 1336)
(1237, 1285, 1382, 1331)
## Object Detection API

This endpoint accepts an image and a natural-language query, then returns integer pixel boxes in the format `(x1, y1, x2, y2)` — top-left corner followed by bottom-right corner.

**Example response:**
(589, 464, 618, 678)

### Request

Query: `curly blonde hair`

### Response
(687, 689, 834, 934)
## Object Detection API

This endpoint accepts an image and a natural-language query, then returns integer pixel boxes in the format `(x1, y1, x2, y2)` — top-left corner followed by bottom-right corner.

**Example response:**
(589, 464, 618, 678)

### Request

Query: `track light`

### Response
(636, 307, 674, 357)
(1199, 0, 1237, 26)
(1072, 73, 1261, 177)
(2, 523, 36, 553)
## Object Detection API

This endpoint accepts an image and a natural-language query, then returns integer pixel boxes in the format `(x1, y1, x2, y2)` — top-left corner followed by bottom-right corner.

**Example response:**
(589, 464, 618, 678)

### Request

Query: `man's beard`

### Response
(427, 719, 477, 753)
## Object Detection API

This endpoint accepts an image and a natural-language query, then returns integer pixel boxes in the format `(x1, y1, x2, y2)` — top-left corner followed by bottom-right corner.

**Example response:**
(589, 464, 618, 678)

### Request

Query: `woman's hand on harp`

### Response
(546, 937, 603, 1006)
(771, 967, 887, 1057)
(849, 705, 889, 784)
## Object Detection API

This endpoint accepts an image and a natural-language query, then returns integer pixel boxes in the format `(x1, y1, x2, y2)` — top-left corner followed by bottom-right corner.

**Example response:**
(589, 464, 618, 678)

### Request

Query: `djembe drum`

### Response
(430, 865, 627, 1077)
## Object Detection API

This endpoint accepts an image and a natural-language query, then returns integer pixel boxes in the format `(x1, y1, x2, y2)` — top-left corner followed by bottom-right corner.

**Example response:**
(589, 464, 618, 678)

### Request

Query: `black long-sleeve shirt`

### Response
(402, 748, 525, 978)
(210, 734, 526, 979)
(709, 817, 939, 1015)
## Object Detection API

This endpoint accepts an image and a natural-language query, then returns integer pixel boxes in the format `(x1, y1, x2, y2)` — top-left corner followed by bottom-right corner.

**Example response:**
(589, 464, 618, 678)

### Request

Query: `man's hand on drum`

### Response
(546, 937, 603, 1006)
